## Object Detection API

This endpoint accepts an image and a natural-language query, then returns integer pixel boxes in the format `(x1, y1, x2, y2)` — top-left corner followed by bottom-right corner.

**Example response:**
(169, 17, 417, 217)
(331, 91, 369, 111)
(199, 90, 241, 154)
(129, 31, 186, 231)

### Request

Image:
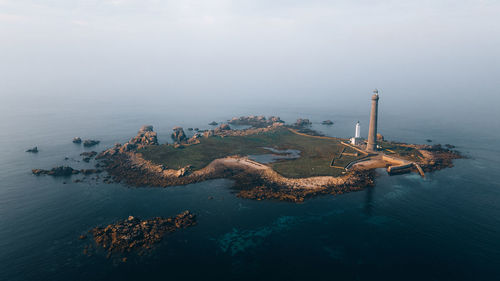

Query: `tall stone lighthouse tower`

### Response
(366, 89, 379, 152)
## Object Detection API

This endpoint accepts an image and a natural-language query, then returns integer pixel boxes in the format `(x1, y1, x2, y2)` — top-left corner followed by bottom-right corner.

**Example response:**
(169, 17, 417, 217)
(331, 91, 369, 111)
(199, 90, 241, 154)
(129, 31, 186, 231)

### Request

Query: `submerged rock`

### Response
(26, 146, 38, 153)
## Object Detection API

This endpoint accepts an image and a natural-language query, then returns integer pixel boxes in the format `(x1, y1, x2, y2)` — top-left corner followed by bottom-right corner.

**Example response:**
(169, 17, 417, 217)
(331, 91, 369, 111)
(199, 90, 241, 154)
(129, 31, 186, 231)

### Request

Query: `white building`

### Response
(350, 121, 363, 145)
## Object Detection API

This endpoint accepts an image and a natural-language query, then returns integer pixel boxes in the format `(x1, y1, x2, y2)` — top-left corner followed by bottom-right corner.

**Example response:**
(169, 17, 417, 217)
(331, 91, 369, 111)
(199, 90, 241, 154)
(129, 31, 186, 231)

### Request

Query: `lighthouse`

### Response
(350, 121, 363, 145)
(366, 89, 379, 152)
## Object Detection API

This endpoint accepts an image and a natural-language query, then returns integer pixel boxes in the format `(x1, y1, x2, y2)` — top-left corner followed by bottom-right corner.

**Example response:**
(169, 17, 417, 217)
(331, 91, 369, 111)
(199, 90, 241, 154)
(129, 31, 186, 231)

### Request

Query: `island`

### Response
(93, 115, 461, 203)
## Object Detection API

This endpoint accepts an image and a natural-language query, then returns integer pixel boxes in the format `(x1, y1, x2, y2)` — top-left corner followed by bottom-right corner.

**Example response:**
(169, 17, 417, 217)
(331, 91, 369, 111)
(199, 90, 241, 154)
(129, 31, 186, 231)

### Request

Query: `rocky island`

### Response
(89, 115, 460, 202)
(84, 211, 196, 261)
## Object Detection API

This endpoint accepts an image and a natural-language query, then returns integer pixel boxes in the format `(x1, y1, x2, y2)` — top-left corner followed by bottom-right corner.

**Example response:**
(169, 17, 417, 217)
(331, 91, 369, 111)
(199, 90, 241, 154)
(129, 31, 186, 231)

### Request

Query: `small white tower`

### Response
(351, 121, 363, 145)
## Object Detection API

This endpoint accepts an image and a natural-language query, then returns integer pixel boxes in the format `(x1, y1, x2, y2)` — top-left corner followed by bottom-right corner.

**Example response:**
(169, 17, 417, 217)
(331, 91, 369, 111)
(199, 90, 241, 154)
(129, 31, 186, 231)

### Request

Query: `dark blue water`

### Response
(1, 96, 500, 281)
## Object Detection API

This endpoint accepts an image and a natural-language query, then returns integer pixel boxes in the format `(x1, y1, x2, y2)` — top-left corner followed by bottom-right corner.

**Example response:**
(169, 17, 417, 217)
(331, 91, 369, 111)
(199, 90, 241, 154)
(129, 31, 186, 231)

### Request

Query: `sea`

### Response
(1, 94, 499, 281)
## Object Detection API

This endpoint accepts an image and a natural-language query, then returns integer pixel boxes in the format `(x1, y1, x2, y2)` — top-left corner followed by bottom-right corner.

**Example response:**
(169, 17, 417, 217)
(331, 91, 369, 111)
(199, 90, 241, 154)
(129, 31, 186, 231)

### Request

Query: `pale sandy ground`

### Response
(129, 153, 347, 190)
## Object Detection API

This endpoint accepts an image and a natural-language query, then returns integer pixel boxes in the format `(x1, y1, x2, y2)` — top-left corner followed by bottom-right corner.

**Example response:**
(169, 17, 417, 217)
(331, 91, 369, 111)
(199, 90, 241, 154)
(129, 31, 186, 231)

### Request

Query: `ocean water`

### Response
(1, 95, 500, 281)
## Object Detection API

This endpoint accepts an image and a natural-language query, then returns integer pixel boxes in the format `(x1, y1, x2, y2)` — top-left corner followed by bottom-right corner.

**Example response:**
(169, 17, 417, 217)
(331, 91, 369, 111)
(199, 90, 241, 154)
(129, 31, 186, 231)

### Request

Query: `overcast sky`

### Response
(1, 0, 499, 113)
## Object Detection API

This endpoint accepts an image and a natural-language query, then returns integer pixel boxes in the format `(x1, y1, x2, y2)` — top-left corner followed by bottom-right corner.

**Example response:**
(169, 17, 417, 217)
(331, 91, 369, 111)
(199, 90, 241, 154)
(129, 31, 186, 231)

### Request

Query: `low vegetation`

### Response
(139, 127, 359, 178)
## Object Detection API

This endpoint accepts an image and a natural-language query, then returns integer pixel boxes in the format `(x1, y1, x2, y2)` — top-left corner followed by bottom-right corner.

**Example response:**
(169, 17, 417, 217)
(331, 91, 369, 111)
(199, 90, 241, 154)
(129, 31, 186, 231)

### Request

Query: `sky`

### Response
(0, 0, 499, 116)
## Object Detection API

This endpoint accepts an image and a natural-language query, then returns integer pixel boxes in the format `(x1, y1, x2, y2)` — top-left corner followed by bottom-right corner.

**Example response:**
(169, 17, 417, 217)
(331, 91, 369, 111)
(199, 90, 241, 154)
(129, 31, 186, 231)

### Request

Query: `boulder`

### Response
(72, 137, 82, 144)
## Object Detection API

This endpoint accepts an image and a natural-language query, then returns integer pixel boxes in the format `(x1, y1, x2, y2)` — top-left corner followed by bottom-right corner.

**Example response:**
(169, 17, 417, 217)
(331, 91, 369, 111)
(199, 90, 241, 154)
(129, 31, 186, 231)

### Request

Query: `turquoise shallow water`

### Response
(1, 97, 500, 281)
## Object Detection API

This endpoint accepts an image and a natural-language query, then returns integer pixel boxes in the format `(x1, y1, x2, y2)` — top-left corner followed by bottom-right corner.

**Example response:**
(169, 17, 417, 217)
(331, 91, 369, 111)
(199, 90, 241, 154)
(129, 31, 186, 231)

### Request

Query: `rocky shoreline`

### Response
(31, 116, 463, 203)
(92, 123, 392, 202)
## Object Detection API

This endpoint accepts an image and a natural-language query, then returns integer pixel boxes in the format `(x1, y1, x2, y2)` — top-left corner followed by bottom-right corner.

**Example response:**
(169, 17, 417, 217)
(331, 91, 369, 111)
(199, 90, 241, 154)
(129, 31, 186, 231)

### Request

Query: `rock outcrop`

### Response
(72, 137, 82, 144)
(129, 125, 158, 147)
(26, 146, 38, 153)
(214, 123, 231, 133)
(32, 166, 102, 176)
(321, 120, 334, 125)
(96, 126, 159, 157)
(83, 140, 100, 147)
(228, 116, 284, 128)
(90, 211, 196, 259)
(81, 151, 97, 162)
(294, 118, 312, 127)
(209, 121, 218, 126)
(32, 166, 78, 176)
(171, 127, 187, 143)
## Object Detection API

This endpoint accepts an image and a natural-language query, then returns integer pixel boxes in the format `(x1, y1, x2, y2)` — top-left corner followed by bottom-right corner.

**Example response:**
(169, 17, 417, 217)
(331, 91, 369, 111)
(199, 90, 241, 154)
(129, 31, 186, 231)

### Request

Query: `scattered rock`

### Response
(32, 166, 102, 176)
(26, 146, 38, 153)
(294, 118, 312, 127)
(32, 166, 79, 176)
(81, 151, 97, 162)
(83, 140, 100, 147)
(445, 144, 456, 149)
(228, 116, 284, 128)
(321, 120, 334, 125)
(214, 123, 231, 133)
(73, 137, 82, 144)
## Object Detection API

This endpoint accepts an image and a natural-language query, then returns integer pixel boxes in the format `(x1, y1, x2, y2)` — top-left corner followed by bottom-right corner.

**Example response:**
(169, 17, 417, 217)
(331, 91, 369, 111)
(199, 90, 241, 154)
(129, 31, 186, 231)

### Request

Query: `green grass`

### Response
(139, 127, 356, 178)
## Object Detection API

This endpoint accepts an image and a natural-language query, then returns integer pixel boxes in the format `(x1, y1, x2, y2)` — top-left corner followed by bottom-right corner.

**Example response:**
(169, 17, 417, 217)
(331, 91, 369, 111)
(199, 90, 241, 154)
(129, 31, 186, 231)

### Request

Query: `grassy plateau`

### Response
(139, 127, 363, 178)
